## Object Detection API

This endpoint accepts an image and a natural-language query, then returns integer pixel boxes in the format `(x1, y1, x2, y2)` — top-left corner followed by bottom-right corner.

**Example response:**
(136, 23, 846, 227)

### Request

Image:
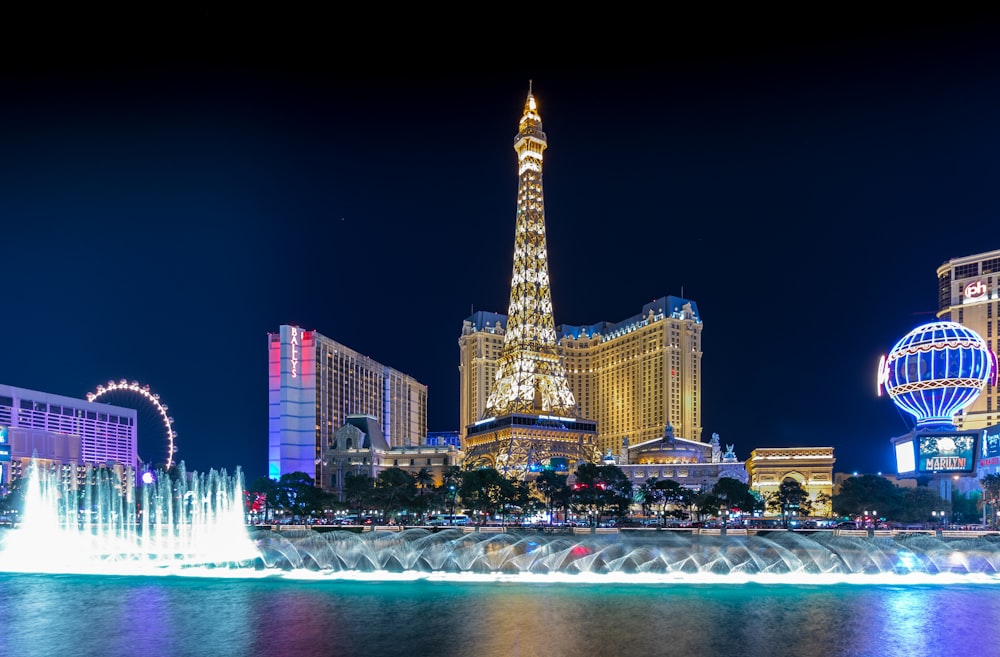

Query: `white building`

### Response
(0, 383, 137, 487)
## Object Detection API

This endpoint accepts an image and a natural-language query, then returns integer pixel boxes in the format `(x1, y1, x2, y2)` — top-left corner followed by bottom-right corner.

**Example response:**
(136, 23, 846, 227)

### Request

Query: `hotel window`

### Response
(955, 263, 979, 279)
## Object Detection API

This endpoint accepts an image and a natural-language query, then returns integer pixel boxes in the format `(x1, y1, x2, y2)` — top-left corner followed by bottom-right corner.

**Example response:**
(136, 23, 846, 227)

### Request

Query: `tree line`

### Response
(247, 463, 821, 527)
(1, 464, 990, 528)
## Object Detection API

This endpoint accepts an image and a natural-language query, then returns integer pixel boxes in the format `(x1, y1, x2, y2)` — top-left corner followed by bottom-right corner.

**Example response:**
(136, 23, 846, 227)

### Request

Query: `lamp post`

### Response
(448, 485, 457, 526)
(932, 510, 944, 537)
(863, 509, 877, 536)
(720, 503, 729, 535)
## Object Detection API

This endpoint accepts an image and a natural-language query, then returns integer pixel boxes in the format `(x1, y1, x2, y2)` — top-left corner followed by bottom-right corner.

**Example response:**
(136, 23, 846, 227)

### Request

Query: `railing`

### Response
(252, 524, 1000, 539)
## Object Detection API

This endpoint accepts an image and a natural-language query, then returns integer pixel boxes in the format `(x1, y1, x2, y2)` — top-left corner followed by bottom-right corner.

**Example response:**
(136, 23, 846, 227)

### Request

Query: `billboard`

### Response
(981, 424, 1000, 467)
(895, 439, 916, 474)
(0, 425, 7, 462)
(917, 432, 978, 474)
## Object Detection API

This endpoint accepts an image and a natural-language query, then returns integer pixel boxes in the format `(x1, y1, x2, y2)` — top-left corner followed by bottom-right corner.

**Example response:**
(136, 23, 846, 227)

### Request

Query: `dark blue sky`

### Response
(3, 12, 1000, 480)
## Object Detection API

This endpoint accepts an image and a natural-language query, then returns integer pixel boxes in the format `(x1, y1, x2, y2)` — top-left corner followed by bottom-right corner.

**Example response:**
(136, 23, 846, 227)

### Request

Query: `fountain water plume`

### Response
(5, 462, 1000, 584)
(0, 460, 260, 575)
(248, 526, 1000, 584)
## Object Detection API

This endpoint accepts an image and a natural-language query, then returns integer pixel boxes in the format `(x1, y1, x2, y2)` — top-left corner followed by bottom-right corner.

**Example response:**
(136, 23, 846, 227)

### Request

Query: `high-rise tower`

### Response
(936, 248, 1000, 432)
(268, 325, 428, 485)
(463, 85, 599, 477)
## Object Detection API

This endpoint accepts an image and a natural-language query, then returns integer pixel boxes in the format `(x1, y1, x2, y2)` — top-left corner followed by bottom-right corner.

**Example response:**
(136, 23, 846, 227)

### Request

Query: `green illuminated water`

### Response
(1, 572, 995, 657)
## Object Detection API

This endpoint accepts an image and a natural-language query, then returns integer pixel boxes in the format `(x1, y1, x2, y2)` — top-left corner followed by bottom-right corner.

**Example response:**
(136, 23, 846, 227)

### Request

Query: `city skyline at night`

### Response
(4, 14, 1000, 481)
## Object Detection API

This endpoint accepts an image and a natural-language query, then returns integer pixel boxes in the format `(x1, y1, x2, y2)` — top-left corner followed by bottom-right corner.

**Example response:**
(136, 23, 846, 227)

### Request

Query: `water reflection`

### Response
(1, 574, 996, 657)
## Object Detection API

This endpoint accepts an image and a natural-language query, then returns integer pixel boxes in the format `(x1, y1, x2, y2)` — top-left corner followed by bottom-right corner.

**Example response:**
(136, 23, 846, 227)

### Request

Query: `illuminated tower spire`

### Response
(484, 84, 579, 417)
(465, 85, 598, 478)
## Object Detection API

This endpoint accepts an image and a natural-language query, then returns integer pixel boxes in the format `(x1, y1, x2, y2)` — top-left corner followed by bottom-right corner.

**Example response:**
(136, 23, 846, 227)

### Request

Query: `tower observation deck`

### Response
(464, 85, 599, 478)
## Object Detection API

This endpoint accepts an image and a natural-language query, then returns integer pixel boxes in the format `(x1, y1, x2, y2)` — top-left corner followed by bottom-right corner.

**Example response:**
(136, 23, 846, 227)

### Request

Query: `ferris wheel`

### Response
(86, 379, 177, 470)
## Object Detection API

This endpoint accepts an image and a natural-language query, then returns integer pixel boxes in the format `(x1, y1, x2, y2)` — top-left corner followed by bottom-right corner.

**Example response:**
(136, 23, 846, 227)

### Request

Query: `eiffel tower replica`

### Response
(464, 84, 599, 478)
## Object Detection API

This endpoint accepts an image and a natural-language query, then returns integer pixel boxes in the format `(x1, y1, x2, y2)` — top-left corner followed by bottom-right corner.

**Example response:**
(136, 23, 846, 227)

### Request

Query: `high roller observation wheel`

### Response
(86, 379, 177, 470)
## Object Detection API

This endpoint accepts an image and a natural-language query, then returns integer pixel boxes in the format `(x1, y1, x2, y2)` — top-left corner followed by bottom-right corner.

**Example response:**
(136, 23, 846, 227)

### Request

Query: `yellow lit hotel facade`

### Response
(936, 248, 1000, 432)
(459, 296, 703, 456)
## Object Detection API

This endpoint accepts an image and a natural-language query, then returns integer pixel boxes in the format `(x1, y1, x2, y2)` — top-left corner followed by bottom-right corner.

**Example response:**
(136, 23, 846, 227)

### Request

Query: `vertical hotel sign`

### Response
(284, 325, 314, 383)
(289, 326, 300, 378)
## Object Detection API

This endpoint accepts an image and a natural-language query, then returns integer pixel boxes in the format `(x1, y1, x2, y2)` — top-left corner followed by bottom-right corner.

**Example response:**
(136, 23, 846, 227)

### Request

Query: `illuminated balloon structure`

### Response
(877, 320, 996, 429)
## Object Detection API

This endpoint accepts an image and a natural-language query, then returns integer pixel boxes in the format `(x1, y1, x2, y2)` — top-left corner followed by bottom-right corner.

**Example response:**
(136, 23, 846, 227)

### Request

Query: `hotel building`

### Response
(0, 383, 137, 488)
(936, 248, 1000, 431)
(267, 325, 428, 484)
(459, 296, 703, 457)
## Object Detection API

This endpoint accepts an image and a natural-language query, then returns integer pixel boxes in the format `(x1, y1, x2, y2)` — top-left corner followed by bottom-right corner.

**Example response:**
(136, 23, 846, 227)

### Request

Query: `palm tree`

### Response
(414, 467, 435, 497)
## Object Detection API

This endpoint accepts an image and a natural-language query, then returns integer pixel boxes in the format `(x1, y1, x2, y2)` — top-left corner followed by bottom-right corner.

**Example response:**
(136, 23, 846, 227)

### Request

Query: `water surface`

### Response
(1, 572, 995, 657)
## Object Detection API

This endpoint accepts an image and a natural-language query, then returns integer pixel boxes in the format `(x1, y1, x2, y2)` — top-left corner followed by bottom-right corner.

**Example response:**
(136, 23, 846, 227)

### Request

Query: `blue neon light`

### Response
(880, 321, 994, 429)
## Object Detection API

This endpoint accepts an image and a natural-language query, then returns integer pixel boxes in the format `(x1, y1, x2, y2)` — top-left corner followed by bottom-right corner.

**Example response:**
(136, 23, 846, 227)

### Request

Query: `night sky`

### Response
(3, 12, 1000, 481)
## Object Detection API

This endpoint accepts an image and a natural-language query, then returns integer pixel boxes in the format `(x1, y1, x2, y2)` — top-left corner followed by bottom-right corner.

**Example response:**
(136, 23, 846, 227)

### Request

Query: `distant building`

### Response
(425, 430, 461, 448)
(0, 383, 137, 489)
(936, 248, 1000, 432)
(745, 447, 836, 517)
(610, 427, 748, 491)
(267, 325, 428, 484)
(321, 414, 462, 498)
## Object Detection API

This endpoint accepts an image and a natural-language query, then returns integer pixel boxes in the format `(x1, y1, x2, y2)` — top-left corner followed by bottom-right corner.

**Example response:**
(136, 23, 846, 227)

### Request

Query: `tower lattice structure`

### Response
(464, 85, 599, 477)
(483, 86, 578, 417)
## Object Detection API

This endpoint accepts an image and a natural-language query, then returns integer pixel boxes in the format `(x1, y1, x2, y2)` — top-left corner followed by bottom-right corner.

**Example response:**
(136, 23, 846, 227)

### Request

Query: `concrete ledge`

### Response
(835, 529, 870, 537)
